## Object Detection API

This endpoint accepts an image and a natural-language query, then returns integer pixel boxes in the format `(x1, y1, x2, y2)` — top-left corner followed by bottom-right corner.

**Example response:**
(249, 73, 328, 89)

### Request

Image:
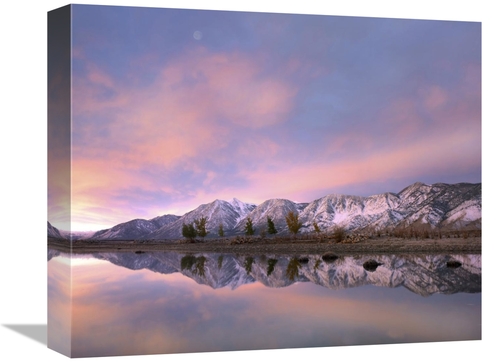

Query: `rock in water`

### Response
(363, 260, 382, 272)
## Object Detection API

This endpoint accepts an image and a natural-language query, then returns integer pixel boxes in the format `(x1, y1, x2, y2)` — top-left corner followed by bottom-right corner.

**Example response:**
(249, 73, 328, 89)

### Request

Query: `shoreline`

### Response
(48, 236, 481, 256)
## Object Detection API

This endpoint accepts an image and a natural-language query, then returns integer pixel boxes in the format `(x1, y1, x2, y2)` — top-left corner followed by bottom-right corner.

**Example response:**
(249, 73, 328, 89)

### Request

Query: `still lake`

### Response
(47, 249, 481, 358)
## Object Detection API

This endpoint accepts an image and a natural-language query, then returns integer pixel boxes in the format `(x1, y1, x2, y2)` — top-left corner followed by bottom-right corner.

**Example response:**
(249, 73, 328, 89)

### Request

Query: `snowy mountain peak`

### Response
(230, 197, 255, 209)
(229, 198, 257, 221)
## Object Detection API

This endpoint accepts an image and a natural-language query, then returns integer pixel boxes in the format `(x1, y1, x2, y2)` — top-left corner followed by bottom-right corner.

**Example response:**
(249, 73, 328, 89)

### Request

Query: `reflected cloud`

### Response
(48, 250, 481, 357)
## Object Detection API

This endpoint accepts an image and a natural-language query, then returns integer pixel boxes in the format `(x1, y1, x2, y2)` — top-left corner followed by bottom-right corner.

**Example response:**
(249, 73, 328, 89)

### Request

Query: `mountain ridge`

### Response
(47, 181, 481, 240)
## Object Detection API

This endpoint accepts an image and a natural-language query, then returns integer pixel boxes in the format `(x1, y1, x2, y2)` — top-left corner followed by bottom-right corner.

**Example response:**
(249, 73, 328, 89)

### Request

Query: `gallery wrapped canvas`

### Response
(48, 4, 481, 358)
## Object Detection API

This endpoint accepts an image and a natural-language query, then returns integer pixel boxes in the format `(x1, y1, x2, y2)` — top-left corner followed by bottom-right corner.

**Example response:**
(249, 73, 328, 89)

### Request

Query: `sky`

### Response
(48, 4, 481, 231)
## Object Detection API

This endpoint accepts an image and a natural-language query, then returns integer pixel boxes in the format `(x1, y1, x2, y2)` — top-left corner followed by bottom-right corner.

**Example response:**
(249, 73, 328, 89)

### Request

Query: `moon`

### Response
(193, 31, 202, 40)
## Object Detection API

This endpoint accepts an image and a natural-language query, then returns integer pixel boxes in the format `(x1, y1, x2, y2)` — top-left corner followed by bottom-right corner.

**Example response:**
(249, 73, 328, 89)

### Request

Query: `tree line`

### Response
(181, 212, 481, 242)
(181, 211, 323, 240)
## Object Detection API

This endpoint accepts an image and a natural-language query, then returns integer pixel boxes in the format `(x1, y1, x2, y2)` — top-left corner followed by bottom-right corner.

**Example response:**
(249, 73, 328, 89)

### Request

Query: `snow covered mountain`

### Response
(47, 215, 181, 240)
(47, 221, 64, 239)
(299, 182, 481, 233)
(79, 181, 481, 240)
(233, 198, 307, 235)
(148, 198, 256, 240)
(91, 214, 180, 240)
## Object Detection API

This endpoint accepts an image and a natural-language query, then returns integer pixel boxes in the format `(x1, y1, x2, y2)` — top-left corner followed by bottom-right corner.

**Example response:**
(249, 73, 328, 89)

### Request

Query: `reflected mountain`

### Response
(49, 250, 481, 296)
(48, 248, 61, 261)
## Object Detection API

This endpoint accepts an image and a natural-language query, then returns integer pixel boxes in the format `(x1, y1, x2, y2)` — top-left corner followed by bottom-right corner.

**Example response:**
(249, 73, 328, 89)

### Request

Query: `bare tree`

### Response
(194, 216, 209, 238)
(285, 211, 302, 235)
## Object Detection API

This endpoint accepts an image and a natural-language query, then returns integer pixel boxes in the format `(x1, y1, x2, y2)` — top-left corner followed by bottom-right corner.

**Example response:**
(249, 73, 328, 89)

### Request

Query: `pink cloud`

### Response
(325, 132, 375, 156)
(69, 48, 300, 227)
(378, 84, 479, 147)
(239, 125, 480, 202)
(86, 64, 115, 88)
(159, 48, 298, 128)
(379, 98, 423, 141)
(70, 157, 173, 229)
(73, 47, 297, 167)
(422, 85, 449, 110)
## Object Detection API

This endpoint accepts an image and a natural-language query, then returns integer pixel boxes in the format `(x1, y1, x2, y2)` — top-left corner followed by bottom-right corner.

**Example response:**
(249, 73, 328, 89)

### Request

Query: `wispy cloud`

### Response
(69, 46, 302, 229)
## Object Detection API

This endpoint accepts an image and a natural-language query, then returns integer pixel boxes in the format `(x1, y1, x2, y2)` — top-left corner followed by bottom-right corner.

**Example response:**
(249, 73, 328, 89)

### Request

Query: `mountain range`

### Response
(47, 181, 481, 241)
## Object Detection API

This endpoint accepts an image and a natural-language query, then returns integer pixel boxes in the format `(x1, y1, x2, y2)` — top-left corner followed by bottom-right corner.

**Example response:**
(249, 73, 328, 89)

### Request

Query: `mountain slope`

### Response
(149, 199, 256, 240)
(47, 221, 64, 239)
(91, 215, 180, 240)
(300, 182, 481, 233)
(233, 198, 306, 235)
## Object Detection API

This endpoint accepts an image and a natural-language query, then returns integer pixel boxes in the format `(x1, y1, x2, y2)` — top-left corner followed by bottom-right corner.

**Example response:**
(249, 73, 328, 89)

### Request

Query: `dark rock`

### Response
(363, 259, 381, 272)
(322, 253, 339, 263)
(446, 260, 462, 268)
(298, 257, 309, 264)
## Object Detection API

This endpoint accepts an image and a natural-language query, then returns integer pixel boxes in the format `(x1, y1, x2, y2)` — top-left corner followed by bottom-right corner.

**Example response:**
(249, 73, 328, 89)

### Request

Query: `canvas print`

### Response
(47, 4, 481, 358)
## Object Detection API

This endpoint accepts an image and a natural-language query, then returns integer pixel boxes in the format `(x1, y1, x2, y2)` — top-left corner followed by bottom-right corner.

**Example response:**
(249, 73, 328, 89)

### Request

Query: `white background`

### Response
(0, 1, 497, 361)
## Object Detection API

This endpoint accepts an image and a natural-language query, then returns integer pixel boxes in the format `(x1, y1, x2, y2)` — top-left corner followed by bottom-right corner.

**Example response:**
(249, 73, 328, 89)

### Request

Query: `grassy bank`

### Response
(48, 235, 481, 255)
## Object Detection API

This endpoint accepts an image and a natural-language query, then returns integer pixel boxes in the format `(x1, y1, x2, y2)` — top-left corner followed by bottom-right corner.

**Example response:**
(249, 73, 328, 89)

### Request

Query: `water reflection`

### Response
(48, 249, 481, 358)
(49, 250, 481, 296)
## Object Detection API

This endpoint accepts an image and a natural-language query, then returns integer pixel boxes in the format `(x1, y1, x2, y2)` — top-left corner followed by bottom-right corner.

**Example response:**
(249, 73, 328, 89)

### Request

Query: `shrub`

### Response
(244, 257, 254, 274)
(286, 258, 301, 281)
(332, 226, 346, 243)
(180, 255, 197, 271)
(285, 211, 302, 235)
(193, 256, 206, 277)
(267, 217, 278, 235)
(267, 258, 278, 276)
(244, 218, 255, 236)
(194, 217, 209, 238)
(313, 259, 322, 271)
(181, 223, 197, 240)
